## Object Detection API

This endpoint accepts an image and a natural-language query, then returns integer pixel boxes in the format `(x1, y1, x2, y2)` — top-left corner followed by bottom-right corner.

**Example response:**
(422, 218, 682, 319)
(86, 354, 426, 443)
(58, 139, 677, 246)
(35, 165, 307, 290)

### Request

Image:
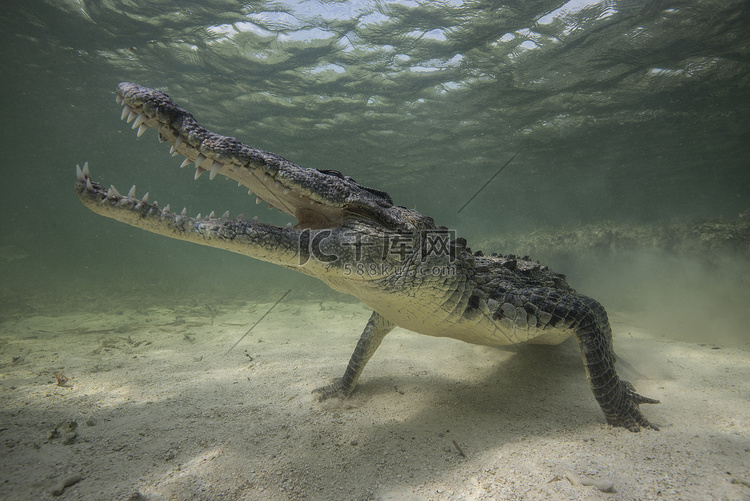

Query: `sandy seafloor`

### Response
(1, 297, 749, 501)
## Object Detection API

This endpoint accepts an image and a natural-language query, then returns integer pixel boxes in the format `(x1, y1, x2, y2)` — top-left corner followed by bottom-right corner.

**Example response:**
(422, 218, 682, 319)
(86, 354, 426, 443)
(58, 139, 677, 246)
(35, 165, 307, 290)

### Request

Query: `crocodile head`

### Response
(75, 83, 456, 293)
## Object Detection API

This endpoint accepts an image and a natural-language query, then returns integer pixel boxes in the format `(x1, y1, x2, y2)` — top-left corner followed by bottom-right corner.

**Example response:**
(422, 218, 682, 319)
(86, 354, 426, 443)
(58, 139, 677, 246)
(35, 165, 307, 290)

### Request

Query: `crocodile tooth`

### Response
(141, 192, 149, 203)
(208, 211, 216, 219)
(171, 149, 180, 157)
(169, 146, 175, 155)
(82, 161, 90, 178)
(153, 201, 158, 207)
(110, 185, 122, 198)
(86, 178, 93, 191)
(132, 113, 146, 129)
(196, 213, 202, 219)
(137, 124, 148, 137)
(127, 185, 136, 198)
(263, 173, 270, 181)
(116, 95, 123, 105)
(222, 211, 230, 218)
(252, 216, 258, 222)
(283, 187, 290, 195)
(121, 105, 131, 120)
(180, 207, 187, 216)
(194, 167, 205, 180)
(274, 181, 281, 189)
(255, 197, 262, 205)
(195, 153, 206, 167)
(174, 135, 183, 151)
(126, 110, 137, 123)
(76, 164, 84, 181)
(310, 199, 316, 205)
(163, 204, 171, 213)
(285, 222, 292, 228)
(180, 157, 192, 168)
(156, 124, 164, 142)
(209, 161, 221, 180)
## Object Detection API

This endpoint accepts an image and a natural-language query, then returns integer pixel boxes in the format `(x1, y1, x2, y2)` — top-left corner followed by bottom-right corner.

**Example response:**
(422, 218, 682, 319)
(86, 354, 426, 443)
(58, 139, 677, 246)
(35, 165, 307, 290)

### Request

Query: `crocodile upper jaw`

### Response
(113, 82, 354, 231)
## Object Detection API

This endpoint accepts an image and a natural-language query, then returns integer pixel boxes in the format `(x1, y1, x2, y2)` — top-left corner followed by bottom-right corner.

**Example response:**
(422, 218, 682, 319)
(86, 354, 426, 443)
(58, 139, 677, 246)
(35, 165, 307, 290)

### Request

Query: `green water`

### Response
(0, 1, 748, 342)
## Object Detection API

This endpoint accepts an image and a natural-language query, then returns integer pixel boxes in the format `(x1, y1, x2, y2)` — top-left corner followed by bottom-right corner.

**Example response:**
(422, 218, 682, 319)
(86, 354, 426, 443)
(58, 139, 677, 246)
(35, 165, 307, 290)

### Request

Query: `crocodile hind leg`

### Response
(575, 296, 659, 431)
(314, 311, 395, 400)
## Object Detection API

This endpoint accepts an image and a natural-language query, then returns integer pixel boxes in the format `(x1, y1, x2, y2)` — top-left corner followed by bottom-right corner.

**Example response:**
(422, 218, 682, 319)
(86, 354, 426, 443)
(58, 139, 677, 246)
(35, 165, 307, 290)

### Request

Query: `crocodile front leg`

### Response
(575, 296, 659, 431)
(314, 311, 395, 400)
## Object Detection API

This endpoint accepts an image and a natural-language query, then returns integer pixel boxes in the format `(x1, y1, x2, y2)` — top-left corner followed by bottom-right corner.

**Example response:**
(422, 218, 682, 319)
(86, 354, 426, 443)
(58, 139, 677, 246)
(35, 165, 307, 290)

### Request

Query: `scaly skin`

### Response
(75, 83, 659, 431)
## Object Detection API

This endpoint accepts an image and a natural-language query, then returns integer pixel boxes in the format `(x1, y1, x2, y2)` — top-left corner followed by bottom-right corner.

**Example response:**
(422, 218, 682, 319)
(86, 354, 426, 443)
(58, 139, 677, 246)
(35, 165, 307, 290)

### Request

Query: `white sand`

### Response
(1, 299, 749, 500)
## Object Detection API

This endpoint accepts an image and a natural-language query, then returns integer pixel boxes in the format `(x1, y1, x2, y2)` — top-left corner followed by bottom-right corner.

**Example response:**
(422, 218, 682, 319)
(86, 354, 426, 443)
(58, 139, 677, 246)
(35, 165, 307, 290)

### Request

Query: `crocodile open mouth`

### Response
(78, 82, 352, 231)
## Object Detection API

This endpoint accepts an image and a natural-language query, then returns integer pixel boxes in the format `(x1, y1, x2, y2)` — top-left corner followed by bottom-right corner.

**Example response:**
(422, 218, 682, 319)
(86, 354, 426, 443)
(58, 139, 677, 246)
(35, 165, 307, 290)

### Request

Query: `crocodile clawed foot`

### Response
(313, 378, 351, 402)
(606, 380, 660, 432)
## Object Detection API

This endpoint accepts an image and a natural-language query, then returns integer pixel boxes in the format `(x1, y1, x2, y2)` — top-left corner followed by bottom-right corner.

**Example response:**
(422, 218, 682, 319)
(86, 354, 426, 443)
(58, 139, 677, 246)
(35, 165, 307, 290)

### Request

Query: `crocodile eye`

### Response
(316, 168, 349, 180)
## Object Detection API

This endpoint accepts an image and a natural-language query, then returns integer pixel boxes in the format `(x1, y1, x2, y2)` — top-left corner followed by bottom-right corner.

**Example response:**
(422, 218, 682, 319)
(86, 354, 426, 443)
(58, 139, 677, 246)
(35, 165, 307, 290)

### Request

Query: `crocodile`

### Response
(74, 82, 659, 431)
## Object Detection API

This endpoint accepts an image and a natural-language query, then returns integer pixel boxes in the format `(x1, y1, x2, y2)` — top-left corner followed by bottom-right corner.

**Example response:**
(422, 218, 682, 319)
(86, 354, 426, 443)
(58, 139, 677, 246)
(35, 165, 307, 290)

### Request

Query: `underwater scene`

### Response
(1, 1, 749, 499)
